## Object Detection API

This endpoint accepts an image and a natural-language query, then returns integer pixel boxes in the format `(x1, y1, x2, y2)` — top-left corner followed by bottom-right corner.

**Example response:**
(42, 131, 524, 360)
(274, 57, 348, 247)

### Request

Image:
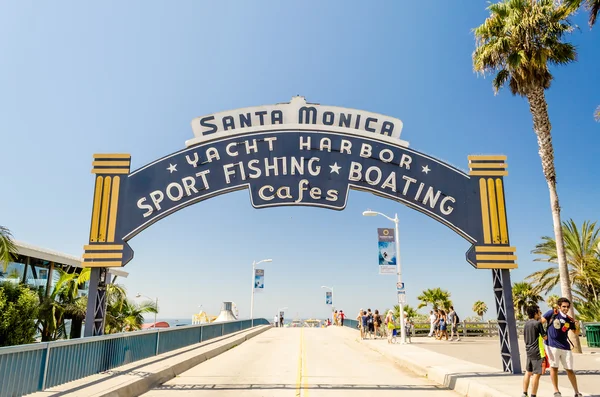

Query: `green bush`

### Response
(0, 282, 39, 346)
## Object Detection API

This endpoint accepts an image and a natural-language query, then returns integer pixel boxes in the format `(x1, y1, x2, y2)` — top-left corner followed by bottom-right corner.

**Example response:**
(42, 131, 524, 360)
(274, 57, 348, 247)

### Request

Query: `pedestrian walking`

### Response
(428, 310, 436, 337)
(542, 297, 582, 397)
(374, 309, 382, 339)
(448, 306, 461, 341)
(274, 314, 278, 327)
(522, 305, 547, 397)
(339, 310, 345, 326)
(367, 309, 374, 339)
(360, 310, 369, 339)
(436, 310, 448, 340)
(385, 310, 395, 344)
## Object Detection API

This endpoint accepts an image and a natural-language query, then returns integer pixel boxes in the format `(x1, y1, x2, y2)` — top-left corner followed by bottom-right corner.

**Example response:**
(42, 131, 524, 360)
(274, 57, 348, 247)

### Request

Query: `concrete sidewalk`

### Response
(30, 325, 271, 397)
(416, 334, 600, 395)
(332, 326, 598, 397)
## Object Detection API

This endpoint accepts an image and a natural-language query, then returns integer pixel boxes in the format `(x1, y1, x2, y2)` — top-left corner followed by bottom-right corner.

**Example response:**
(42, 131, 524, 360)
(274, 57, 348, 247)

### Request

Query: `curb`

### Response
(357, 338, 514, 397)
(107, 325, 271, 397)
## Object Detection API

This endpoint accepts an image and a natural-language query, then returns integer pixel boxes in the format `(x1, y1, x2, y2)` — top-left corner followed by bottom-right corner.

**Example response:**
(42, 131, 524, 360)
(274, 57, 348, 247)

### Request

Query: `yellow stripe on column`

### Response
(479, 179, 491, 244)
(495, 178, 508, 244)
(98, 177, 112, 242)
(487, 178, 500, 244)
(475, 246, 515, 252)
(477, 262, 518, 270)
(107, 176, 120, 243)
(91, 168, 130, 174)
(93, 154, 131, 159)
(469, 163, 507, 169)
(476, 254, 517, 261)
(92, 161, 130, 166)
(84, 244, 123, 251)
(90, 176, 104, 242)
(468, 155, 507, 161)
(83, 252, 123, 259)
(469, 170, 508, 176)
(83, 261, 123, 268)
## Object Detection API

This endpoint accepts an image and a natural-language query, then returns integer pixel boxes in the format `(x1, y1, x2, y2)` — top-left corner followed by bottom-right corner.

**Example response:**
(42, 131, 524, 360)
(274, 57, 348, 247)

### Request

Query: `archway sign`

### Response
(83, 96, 521, 373)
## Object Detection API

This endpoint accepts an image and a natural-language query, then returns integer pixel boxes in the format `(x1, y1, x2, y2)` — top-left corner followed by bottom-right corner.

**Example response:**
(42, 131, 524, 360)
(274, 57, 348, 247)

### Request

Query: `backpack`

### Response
(367, 313, 373, 324)
(454, 313, 459, 324)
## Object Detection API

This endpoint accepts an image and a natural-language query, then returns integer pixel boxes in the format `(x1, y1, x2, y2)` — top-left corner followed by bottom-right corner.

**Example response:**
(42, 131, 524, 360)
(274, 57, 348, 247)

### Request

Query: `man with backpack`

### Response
(542, 297, 582, 397)
(367, 308, 374, 339)
(448, 306, 461, 341)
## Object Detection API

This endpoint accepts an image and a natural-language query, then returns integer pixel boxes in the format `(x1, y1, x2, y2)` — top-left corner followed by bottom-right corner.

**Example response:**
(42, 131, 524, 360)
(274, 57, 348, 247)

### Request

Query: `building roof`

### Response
(14, 240, 128, 278)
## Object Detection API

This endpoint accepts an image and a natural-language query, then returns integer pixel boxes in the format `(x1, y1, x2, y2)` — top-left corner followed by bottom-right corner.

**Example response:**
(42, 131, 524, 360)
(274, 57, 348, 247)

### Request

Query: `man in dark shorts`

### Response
(522, 305, 546, 397)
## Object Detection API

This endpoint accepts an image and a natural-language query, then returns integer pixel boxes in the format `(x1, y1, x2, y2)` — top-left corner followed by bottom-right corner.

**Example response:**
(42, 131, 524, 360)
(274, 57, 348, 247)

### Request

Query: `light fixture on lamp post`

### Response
(362, 209, 406, 344)
(251, 258, 272, 327)
(136, 293, 158, 328)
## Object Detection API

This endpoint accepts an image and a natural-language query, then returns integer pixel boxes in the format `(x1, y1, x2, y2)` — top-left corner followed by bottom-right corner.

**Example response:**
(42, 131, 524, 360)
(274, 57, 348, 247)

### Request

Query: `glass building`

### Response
(0, 240, 128, 296)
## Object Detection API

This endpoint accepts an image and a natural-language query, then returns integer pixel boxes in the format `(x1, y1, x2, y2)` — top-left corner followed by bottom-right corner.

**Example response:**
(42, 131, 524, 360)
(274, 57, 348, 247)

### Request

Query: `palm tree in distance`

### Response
(417, 288, 452, 311)
(473, 301, 488, 321)
(0, 226, 17, 272)
(565, 0, 600, 27)
(473, 0, 581, 352)
(513, 282, 544, 320)
(104, 284, 158, 333)
(528, 220, 600, 302)
(395, 304, 418, 321)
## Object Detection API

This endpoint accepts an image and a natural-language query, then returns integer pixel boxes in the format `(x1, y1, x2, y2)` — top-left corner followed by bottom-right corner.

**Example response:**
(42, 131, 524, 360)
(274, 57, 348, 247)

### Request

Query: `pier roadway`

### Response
(142, 327, 457, 397)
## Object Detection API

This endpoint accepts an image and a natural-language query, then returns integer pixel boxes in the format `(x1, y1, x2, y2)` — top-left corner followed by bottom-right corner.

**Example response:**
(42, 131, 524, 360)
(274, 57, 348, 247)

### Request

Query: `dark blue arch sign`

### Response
(82, 96, 522, 373)
(83, 96, 517, 271)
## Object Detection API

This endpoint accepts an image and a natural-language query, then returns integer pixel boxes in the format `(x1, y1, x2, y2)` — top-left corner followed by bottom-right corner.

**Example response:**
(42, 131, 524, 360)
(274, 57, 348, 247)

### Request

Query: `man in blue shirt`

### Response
(542, 297, 582, 397)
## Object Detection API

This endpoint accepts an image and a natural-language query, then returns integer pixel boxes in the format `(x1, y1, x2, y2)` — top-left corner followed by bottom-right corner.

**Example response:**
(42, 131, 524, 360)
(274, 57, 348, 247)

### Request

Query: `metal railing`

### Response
(0, 318, 270, 397)
(342, 319, 600, 338)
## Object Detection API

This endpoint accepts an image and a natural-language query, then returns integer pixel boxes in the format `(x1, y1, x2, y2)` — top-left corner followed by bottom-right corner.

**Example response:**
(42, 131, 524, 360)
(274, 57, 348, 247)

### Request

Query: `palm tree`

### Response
(473, 0, 581, 352)
(35, 268, 89, 341)
(395, 304, 418, 321)
(417, 288, 452, 311)
(565, 0, 600, 27)
(546, 294, 560, 309)
(527, 220, 600, 302)
(513, 282, 544, 319)
(55, 268, 90, 339)
(0, 226, 17, 272)
(573, 300, 600, 322)
(104, 284, 157, 333)
(473, 301, 488, 321)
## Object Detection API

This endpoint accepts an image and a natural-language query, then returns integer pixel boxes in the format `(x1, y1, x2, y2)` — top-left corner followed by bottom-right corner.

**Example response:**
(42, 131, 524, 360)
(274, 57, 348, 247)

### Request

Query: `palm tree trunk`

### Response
(527, 86, 582, 353)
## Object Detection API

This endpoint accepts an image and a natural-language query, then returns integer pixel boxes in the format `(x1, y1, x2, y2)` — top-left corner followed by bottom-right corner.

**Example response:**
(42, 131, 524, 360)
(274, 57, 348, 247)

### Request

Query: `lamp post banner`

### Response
(377, 228, 396, 274)
(254, 268, 264, 292)
(325, 291, 332, 305)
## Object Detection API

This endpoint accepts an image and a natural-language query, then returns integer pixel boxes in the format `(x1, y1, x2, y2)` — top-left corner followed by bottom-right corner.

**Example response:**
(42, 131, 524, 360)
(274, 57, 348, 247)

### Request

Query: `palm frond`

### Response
(0, 226, 17, 272)
(472, 0, 577, 96)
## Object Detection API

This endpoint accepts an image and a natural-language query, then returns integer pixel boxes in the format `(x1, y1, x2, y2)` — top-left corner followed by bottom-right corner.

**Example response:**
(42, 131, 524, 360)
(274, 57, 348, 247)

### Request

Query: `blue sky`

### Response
(1, 1, 599, 323)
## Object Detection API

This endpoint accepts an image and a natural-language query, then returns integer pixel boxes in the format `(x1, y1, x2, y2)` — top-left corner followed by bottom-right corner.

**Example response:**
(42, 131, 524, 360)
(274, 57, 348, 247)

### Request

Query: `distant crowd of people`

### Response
(352, 308, 413, 344)
(427, 306, 461, 341)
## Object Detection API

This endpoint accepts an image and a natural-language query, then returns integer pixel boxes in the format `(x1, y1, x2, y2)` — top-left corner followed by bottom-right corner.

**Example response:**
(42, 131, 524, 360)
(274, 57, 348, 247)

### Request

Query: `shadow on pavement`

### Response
(153, 384, 451, 391)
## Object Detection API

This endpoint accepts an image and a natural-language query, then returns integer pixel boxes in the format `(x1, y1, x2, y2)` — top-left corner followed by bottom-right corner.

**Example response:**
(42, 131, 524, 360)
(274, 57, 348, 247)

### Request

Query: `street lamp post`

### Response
(362, 209, 406, 344)
(321, 285, 334, 324)
(251, 258, 273, 327)
(136, 293, 158, 328)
